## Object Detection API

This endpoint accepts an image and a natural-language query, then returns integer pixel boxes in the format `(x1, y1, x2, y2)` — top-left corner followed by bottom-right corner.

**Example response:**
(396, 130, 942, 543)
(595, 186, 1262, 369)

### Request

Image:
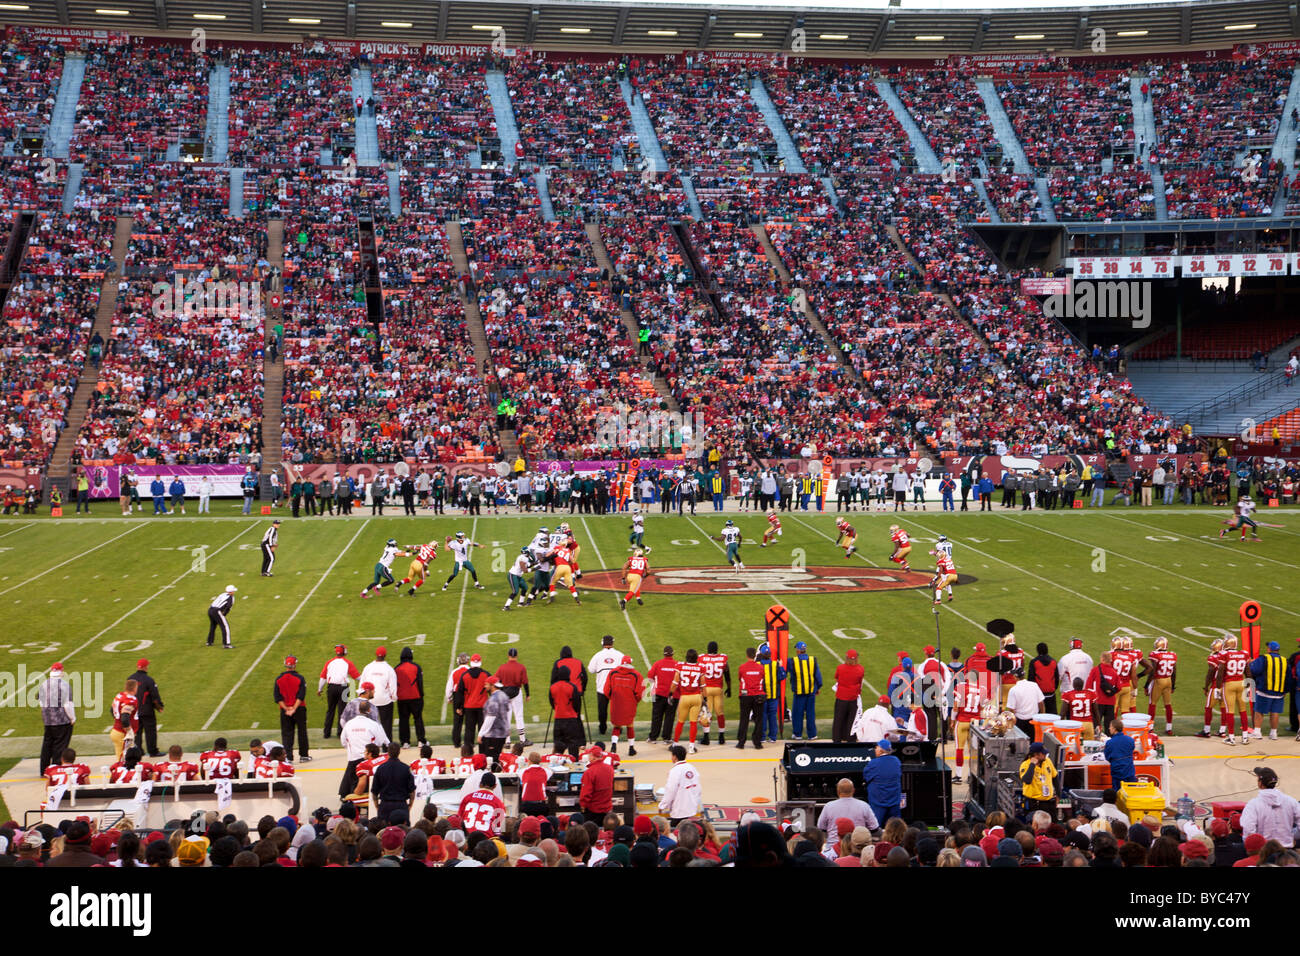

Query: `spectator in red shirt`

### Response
(1087, 652, 1120, 733)
(1030, 642, 1060, 714)
(832, 649, 865, 743)
(550, 665, 586, 759)
(454, 654, 494, 758)
(394, 646, 426, 749)
(735, 647, 766, 750)
(579, 746, 615, 820)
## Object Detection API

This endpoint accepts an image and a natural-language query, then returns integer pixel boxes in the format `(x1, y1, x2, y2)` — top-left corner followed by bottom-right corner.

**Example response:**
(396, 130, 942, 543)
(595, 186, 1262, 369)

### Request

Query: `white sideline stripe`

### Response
(1098, 511, 1300, 572)
(204, 519, 370, 730)
(0, 523, 144, 597)
(440, 517, 478, 723)
(579, 516, 651, 669)
(685, 514, 881, 697)
(905, 515, 1210, 653)
(0, 524, 31, 540)
(786, 513, 992, 641)
(0, 523, 257, 709)
(996, 512, 1299, 623)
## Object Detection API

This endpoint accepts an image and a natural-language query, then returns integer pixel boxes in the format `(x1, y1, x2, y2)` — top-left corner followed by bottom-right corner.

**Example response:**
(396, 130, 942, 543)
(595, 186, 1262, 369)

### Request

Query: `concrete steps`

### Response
(750, 77, 807, 174)
(1270, 65, 1300, 217)
(1129, 74, 1168, 221)
(584, 220, 682, 414)
(1034, 177, 1059, 223)
(230, 168, 244, 218)
(973, 179, 1002, 223)
(973, 78, 1032, 175)
(619, 76, 669, 173)
(61, 162, 83, 214)
(205, 63, 231, 162)
(259, 219, 285, 488)
(535, 168, 556, 221)
(873, 79, 941, 173)
(485, 70, 521, 169)
(46, 53, 84, 159)
(45, 215, 132, 496)
(351, 65, 380, 166)
(680, 174, 704, 220)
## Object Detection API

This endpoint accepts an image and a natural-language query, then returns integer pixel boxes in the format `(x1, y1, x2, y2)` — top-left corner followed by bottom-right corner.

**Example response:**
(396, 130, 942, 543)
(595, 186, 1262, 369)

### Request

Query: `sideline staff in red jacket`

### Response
(550, 665, 586, 758)
(274, 655, 310, 762)
(832, 649, 865, 743)
(454, 655, 494, 758)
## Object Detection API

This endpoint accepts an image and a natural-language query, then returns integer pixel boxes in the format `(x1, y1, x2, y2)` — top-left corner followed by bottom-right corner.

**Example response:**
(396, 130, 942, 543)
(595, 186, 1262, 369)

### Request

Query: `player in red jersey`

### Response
(253, 745, 296, 778)
(109, 746, 153, 784)
(606, 655, 645, 755)
(558, 522, 582, 579)
(888, 524, 911, 571)
(760, 510, 782, 547)
(835, 518, 857, 557)
(410, 744, 447, 778)
(43, 749, 90, 809)
(400, 540, 439, 595)
(952, 671, 984, 784)
(931, 551, 958, 606)
(199, 738, 242, 780)
(153, 745, 199, 783)
(997, 636, 1025, 707)
(109, 680, 139, 761)
(458, 775, 506, 836)
(1197, 639, 1229, 737)
(349, 742, 389, 804)
(498, 749, 521, 773)
(1110, 637, 1140, 714)
(1218, 636, 1253, 746)
(1143, 637, 1178, 734)
(620, 550, 649, 610)
(1061, 677, 1099, 739)
(671, 649, 705, 751)
(547, 544, 581, 604)
(698, 641, 731, 746)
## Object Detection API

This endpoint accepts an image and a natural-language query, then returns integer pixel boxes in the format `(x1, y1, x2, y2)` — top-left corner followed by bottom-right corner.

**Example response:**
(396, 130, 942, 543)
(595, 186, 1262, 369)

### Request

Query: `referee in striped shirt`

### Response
(208, 585, 237, 648)
(261, 520, 280, 576)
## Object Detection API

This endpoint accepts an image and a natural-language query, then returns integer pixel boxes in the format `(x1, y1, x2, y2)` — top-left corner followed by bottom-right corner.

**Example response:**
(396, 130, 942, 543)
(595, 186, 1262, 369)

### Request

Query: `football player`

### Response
(1219, 495, 1261, 541)
(410, 743, 447, 777)
(620, 549, 649, 610)
(546, 540, 581, 605)
(361, 539, 408, 598)
(931, 549, 958, 605)
(835, 517, 857, 558)
(888, 524, 912, 572)
(952, 670, 984, 783)
(108, 746, 152, 784)
(199, 738, 242, 780)
(606, 656, 645, 755)
(153, 745, 199, 783)
(760, 509, 782, 547)
(557, 522, 584, 577)
(442, 531, 486, 590)
(628, 510, 649, 552)
(400, 539, 439, 596)
(1061, 677, 1099, 739)
(1218, 636, 1253, 746)
(1144, 637, 1178, 735)
(715, 519, 744, 570)
(699, 641, 731, 746)
(503, 547, 535, 610)
(1196, 638, 1228, 738)
(929, 535, 956, 601)
(253, 745, 296, 778)
(527, 528, 553, 600)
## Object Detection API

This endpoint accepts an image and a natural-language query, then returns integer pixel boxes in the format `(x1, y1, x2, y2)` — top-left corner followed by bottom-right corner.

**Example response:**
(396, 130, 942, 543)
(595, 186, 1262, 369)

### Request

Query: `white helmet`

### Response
(634, 549, 644, 557)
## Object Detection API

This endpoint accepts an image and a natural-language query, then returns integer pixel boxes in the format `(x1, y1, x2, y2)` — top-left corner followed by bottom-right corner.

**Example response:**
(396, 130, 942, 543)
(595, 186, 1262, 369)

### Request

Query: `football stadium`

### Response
(0, 0, 1298, 902)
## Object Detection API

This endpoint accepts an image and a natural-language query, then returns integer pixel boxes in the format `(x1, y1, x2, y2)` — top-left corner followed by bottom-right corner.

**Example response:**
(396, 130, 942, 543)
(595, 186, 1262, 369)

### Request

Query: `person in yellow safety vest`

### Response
(513, 456, 525, 475)
(710, 471, 725, 511)
(799, 475, 815, 510)
(759, 643, 786, 744)
(1019, 742, 1058, 821)
(1251, 641, 1288, 741)
(785, 642, 822, 740)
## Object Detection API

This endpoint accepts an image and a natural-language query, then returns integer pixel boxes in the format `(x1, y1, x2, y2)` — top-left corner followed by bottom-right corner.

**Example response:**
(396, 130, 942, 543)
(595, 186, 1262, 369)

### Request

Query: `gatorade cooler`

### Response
(1054, 719, 1084, 760)
(1031, 713, 1060, 742)
(1121, 712, 1153, 757)
(1117, 780, 1166, 824)
(1211, 801, 1246, 820)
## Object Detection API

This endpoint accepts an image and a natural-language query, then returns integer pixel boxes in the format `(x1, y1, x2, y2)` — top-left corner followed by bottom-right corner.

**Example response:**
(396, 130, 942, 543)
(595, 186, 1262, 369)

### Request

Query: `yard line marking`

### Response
(0, 523, 144, 597)
(440, 517, 478, 723)
(579, 516, 651, 669)
(250, 721, 259, 729)
(204, 520, 370, 730)
(2, 729, 12, 736)
(686, 514, 884, 695)
(0, 524, 32, 540)
(1099, 512, 1300, 572)
(0, 523, 258, 709)
(996, 513, 1300, 622)
(906, 515, 1212, 652)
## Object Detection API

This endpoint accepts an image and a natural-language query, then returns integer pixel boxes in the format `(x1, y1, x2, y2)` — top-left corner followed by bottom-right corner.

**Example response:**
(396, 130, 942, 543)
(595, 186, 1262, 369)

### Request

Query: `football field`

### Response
(0, 502, 1297, 751)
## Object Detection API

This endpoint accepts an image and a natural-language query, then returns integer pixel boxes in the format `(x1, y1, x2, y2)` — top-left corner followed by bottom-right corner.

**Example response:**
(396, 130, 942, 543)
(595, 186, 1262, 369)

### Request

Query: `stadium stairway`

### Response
(387, 168, 401, 217)
(534, 168, 556, 221)
(204, 62, 231, 162)
(618, 77, 669, 173)
(1269, 65, 1300, 218)
(584, 221, 683, 415)
(61, 163, 83, 214)
(260, 219, 285, 492)
(351, 65, 380, 166)
(679, 174, 705, 220)
(485, 70, 521, 169)
(873, 79, 941, 173)
(229, 168, 244, 218)
(751, 222, 876, 396)
(45, 215, 132, 503)
(46, 53, 85, 160)
(445, 220, 519, 459)
(1129, 74, 1169, 221)
(749, 77, 807, 174)
(1033, 178, 1059, 223)
(973, 79, 1033, 175)
(973, 179, 1003, 223)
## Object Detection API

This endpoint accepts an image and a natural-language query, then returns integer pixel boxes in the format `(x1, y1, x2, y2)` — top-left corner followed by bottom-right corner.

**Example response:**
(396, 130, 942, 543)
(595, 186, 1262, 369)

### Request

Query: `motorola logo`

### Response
(794, 753, 812, 767)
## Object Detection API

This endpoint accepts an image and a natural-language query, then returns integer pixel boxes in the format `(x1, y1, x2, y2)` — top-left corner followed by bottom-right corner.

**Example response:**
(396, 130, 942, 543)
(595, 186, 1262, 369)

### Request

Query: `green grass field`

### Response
(0, 501, 1296, 751)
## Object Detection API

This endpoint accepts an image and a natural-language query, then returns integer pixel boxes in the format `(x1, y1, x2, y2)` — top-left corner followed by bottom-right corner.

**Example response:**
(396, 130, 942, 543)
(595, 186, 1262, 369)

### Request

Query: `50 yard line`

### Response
(203, 519, 370, 730)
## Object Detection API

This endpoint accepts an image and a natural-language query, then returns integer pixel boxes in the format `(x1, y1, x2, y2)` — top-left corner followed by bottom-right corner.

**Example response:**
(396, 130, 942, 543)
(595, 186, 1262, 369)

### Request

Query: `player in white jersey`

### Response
(528, 530, 554, 599)
(503, 547, 535, 610)
(442, 531, 486, 590)
(628, 510, 649, 552)
(871, 470, 888, 512)
(738, 474, 754, 512)
(929, 535, 957, 601)
(361, 539, 409, 598)
(1219, 495, 1261, 541)
(714, 519, 745, 570)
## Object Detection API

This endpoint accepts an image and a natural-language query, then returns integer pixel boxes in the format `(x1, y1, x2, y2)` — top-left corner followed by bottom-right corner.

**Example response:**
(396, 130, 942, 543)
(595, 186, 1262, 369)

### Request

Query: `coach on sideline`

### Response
(38, 663, 76, 773)
(339, 700, 389, 798)
(128, 659, 165, 757)
(274, 655, 311, 763)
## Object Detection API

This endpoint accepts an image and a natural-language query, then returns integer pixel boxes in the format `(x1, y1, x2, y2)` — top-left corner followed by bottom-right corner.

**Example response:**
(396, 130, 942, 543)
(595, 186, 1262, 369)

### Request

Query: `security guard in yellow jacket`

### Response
(786, 643, 823, 740)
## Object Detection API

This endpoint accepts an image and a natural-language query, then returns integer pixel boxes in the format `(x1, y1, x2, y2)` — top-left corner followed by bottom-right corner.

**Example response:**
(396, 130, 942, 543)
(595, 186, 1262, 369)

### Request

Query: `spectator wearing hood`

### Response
(395, 646, 426, 748)
(1030, 643, 1060, 714)
(1242, 766, 1300, 848)
(887, 657, 915, 723)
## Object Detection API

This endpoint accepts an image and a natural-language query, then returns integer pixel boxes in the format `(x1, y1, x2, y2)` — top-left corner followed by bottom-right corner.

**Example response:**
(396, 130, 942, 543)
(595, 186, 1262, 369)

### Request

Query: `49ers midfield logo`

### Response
(581, 565, 959, 595)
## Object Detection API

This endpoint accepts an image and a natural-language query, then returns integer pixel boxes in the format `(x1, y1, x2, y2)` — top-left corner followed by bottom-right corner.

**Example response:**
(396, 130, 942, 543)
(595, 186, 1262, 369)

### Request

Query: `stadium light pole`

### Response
(933, 603, 951, 829)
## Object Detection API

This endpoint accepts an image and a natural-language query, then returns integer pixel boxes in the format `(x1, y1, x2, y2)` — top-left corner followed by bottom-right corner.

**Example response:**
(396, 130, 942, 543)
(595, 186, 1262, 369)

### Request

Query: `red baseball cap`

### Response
(375, 647, 386, 658)
(335, 644, 347, 655)
(284, 655, 297, 667)
(974, 642, 987, 652)
(136, 659, 150, 669)
(878, 695, 890, 706)
(470, 654, 482, 665)
(633, 815, 655, 836)
(361, 681, 375, 691)
(846, 649, 859, 659)
(923, 646, 935, 655)
(472, 754, 488, 770)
